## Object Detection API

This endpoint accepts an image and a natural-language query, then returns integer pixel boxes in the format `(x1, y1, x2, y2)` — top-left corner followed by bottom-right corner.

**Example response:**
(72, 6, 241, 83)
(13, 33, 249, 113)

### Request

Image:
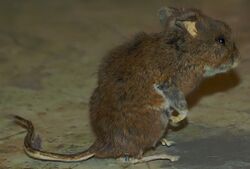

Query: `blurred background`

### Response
(0, 0, 249, 169)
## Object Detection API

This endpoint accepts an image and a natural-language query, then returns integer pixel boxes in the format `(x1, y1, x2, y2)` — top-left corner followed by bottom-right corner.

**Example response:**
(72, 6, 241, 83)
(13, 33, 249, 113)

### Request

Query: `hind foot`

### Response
(160, 138, 175, 147)
(118, 154, 179, 164)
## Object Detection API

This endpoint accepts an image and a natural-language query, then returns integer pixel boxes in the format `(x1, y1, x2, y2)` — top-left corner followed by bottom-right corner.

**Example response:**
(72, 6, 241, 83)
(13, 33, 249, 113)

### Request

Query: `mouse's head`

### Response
(159, 7, 239, 77)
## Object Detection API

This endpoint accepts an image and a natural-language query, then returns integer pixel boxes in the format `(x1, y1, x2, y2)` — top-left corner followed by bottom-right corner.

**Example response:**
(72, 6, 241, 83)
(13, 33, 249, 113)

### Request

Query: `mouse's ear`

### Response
(159, 7, 198, 38)
(175, 11, 198, 38)
(176, 20, 198, 37)
(158, 7, 178, 26)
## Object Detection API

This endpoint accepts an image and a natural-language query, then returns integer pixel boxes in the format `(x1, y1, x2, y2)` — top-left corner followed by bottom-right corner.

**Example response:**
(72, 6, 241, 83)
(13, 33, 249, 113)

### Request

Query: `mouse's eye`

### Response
(216, 36, 226, 45)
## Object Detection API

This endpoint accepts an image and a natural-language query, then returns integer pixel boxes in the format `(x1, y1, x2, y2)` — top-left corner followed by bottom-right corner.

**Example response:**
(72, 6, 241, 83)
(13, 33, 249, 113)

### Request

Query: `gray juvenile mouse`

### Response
(14, 7, 239, 164)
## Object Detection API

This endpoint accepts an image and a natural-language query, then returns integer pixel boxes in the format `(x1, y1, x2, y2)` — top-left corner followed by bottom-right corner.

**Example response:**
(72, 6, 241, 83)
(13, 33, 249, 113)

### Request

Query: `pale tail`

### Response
(13, 115, 95, 162)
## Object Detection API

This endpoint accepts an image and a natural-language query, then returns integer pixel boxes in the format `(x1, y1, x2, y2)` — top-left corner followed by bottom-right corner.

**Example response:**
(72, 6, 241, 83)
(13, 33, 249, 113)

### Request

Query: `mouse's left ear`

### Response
(159, 7, 198, 38)
(159, 7, 178, 26)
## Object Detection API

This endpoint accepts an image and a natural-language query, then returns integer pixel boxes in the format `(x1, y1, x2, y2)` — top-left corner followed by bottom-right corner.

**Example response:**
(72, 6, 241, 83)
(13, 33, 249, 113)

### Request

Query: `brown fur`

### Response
(89, 7, 239, 158)
(15, 7, 239, 162)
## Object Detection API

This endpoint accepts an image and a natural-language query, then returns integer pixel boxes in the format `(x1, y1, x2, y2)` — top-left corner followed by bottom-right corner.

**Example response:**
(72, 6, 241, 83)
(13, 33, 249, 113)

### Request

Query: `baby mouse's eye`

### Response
(216, 36, 226, 45)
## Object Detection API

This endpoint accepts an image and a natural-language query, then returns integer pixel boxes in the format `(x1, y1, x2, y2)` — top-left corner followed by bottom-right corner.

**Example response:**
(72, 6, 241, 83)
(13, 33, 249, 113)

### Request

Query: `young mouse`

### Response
(14, 7, 239, 164)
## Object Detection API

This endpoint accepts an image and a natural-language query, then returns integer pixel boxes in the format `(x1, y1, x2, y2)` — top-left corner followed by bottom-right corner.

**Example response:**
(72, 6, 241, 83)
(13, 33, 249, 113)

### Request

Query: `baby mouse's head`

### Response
(159, 7, 239, 77)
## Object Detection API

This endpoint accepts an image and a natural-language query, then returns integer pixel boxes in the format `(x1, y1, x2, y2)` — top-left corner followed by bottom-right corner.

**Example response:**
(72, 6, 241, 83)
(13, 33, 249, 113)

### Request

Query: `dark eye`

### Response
(216, 36, 226, 45)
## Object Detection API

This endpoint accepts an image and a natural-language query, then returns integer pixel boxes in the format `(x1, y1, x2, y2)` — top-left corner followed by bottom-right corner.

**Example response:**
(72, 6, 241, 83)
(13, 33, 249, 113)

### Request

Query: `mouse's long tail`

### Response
(13, 115, 95, 162)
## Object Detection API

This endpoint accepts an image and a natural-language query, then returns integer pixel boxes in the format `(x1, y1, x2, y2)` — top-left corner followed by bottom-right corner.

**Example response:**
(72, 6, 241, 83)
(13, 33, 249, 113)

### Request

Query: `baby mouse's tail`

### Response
(13, 115, 95, 162)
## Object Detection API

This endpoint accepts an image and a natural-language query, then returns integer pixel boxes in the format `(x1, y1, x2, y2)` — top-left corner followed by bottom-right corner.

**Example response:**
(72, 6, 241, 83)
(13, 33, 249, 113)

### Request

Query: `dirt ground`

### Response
(0, 0, 250, 169)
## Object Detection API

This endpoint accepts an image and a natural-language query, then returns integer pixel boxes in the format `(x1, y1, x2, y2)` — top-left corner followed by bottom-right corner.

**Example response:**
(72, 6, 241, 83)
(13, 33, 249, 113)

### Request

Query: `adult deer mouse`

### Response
(14, 7, 239, 164)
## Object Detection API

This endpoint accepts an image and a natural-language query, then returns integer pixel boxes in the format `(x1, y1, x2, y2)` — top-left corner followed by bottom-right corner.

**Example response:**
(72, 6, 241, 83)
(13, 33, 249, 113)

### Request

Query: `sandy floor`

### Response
(0, 0, 250, 169)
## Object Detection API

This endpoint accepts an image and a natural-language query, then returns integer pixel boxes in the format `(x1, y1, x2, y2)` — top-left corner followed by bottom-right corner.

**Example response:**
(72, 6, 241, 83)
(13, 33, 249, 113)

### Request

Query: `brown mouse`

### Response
(14, 7, 239, 164)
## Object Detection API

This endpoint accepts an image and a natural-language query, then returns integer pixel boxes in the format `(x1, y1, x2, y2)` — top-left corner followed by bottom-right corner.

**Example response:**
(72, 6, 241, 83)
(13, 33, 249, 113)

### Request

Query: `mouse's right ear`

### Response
(159, 7, 198, 37)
